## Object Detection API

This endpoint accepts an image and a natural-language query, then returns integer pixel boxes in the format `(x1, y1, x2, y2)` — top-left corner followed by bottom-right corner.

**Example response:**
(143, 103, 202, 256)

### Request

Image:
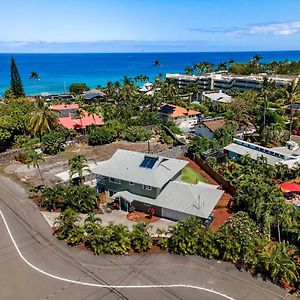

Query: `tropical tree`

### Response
(154, 60, 161, 67)
(29, 71, 40, 80)
(130, 222, 153, 252)
(26, 148, 45, 185)
(260, 242, 299, 285)
(27, 97, 58, 140)
(42, 184, 64, 211)
(63, 184, 97, 213)
(10, 57, 25, 98)
(68, 154, 90, 183)
(69, 82, 89, 94)
(168, 217, 201, 255)
(54, 208, 82, 242)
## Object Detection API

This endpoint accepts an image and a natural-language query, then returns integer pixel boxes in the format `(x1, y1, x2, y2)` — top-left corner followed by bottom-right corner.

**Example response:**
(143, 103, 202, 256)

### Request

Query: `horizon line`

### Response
(2, 49, 300, 55)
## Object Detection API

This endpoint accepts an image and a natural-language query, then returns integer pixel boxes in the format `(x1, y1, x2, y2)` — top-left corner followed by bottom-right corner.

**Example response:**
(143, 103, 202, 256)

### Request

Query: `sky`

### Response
(1, 0, 300, 53)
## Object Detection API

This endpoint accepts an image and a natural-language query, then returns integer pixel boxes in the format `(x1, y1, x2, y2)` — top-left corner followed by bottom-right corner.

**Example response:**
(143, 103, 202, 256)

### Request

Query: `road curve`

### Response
(0, 175, 290, 300)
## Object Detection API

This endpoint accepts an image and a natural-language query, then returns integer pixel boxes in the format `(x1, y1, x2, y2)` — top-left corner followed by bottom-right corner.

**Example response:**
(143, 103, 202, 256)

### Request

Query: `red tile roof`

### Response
(51, 104, 104, 129)
(202, 119, 225, 132)
(159, 104, 200, 118)
(51, 104, 79, 110)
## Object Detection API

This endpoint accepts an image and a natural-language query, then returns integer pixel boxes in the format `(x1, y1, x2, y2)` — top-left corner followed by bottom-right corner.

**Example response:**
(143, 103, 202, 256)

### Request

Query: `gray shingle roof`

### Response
(111, 180, 224, 219)
(224, 143, 282, 166)
(92, 149, 188, 188)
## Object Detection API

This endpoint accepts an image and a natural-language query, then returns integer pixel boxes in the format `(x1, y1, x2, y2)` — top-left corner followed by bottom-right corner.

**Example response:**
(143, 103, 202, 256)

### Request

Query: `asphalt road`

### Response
(0, 175, 292, 300)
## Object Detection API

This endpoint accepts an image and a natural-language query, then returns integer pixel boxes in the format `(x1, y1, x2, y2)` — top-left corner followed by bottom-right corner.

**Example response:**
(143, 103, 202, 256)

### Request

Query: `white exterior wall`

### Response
(195, 124, 214, 139)
(173, 115, 198, 132)
(162, 208, 194, 221)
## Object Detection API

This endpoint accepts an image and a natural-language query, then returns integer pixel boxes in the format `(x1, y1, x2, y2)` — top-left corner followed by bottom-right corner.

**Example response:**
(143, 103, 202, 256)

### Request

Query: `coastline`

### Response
(1, 50, 300, 96)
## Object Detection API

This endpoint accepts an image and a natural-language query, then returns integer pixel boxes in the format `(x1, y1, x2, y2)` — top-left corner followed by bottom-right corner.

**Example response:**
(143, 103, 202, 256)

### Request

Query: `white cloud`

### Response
(191, 21, 300, 37)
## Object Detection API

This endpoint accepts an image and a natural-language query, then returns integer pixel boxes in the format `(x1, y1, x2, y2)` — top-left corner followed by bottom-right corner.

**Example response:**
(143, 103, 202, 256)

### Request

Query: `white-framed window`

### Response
(129, 182, 134, 186)
(109, 177, 121, 184)
(143, 185, 152, 191)
(109, 190, 116, 197)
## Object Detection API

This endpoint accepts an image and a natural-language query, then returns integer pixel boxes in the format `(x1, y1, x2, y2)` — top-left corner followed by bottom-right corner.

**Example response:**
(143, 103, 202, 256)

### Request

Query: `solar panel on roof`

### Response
(140, 156, 158, 169)
(147, 159, 156, 169)
(140, 159, 149, 168)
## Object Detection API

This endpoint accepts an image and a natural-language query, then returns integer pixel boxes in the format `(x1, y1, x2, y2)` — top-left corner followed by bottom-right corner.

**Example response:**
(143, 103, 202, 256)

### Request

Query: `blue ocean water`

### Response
(1, 51, 300, 96)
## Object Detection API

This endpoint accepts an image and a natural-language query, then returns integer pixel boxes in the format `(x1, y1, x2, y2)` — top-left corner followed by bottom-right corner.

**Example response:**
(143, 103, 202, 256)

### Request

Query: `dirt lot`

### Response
(2, 141, 168, 187)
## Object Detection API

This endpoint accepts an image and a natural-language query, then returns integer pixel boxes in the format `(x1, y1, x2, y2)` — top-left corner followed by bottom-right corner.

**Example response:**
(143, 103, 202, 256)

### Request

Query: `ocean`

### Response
(1, 51, 300, 96)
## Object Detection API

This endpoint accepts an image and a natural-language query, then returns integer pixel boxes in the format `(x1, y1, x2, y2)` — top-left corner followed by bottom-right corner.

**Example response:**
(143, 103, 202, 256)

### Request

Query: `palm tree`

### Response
(42, 184, 64, 211)
(84, 104, 98, 124)
(68, 154, 91, 183)
(285, 78, 300, 139)
(130, 222, 153, 253)
(27, 97, 58, 140)
(26, 148, 45, 185)
(154, 60, 161, 67)
(184, 66, 194, 75)
(251, 54, 263, 68)
(29, 71, 40, 80)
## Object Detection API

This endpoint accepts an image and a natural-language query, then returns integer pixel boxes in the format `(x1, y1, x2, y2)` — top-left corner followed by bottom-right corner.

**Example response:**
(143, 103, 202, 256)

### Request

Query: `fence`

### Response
(191, 153, 237, 197)
(0, 148, 24, 165)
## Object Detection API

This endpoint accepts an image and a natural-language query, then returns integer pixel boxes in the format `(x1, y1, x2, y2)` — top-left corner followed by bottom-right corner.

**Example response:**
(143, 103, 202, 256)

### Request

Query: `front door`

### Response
(119, 197, 130, 212)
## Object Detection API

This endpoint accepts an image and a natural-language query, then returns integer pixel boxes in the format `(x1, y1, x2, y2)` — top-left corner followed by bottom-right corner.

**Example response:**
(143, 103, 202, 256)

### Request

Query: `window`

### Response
(109, 177, 121, 184)
(129, 182, 134, 186)
(143, 185, 152, 191)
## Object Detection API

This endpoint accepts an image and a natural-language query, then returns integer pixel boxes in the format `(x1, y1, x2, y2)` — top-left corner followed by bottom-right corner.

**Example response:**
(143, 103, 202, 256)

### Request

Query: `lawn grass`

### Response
(181, 166, 208, 184)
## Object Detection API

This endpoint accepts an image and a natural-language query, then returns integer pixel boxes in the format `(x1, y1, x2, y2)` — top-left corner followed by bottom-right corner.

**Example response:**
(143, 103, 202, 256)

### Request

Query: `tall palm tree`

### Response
(27, 97, 58, 140)
(154, 60, 161, 67)
(285, 78, 300, 139)
(68, 154, 91, 183)
(26, 148, 45, 185)
(29, 71, 40, 80)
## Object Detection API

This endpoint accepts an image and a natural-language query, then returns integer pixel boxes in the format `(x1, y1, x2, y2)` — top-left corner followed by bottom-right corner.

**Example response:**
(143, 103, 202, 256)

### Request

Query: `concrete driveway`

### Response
(42, 209, 175, 235)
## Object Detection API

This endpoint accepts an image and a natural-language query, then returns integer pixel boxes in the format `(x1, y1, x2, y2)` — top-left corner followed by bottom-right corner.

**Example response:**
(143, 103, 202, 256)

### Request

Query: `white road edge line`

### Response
(0, 210, 234, 299)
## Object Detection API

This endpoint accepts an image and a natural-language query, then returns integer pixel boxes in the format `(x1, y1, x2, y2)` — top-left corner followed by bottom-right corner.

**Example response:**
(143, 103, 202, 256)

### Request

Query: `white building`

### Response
(202, 90, 232, 106)
(166, 73, 298, 92)
(195, 118, 225, 139)
(158, 103, 200, 132)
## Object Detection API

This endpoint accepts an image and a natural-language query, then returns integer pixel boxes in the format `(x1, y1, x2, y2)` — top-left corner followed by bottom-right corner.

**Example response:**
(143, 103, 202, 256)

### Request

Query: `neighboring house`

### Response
(51, 104, 104, 130)
(195, 117, 225, 139)
(139, 83, 160, 96)
(224, 139, 300, 169)
(83, 89, 106, 102)
(158, 104, 200, 132)
(285, 102, 300, 115)
(201, 90, 232, 106)
(93, 149, 224, 221)
(41, 93, 75, 102)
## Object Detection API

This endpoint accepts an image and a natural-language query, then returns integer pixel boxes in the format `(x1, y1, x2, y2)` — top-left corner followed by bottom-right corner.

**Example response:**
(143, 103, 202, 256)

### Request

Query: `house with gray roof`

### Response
(224, 139, 300, 169)
(93, 149, 224, 221)
(202, 90, 232, 107)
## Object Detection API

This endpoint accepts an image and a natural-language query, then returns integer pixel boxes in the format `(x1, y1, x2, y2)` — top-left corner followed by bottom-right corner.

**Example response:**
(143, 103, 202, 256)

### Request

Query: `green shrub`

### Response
(130, 222, 152, 252)
(63, 184, 98, 213)
(160, 131, 173, 144)
(69, 82, 89, 94)
(87, 126, 117, 146)
(125, 126, 150, 142)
